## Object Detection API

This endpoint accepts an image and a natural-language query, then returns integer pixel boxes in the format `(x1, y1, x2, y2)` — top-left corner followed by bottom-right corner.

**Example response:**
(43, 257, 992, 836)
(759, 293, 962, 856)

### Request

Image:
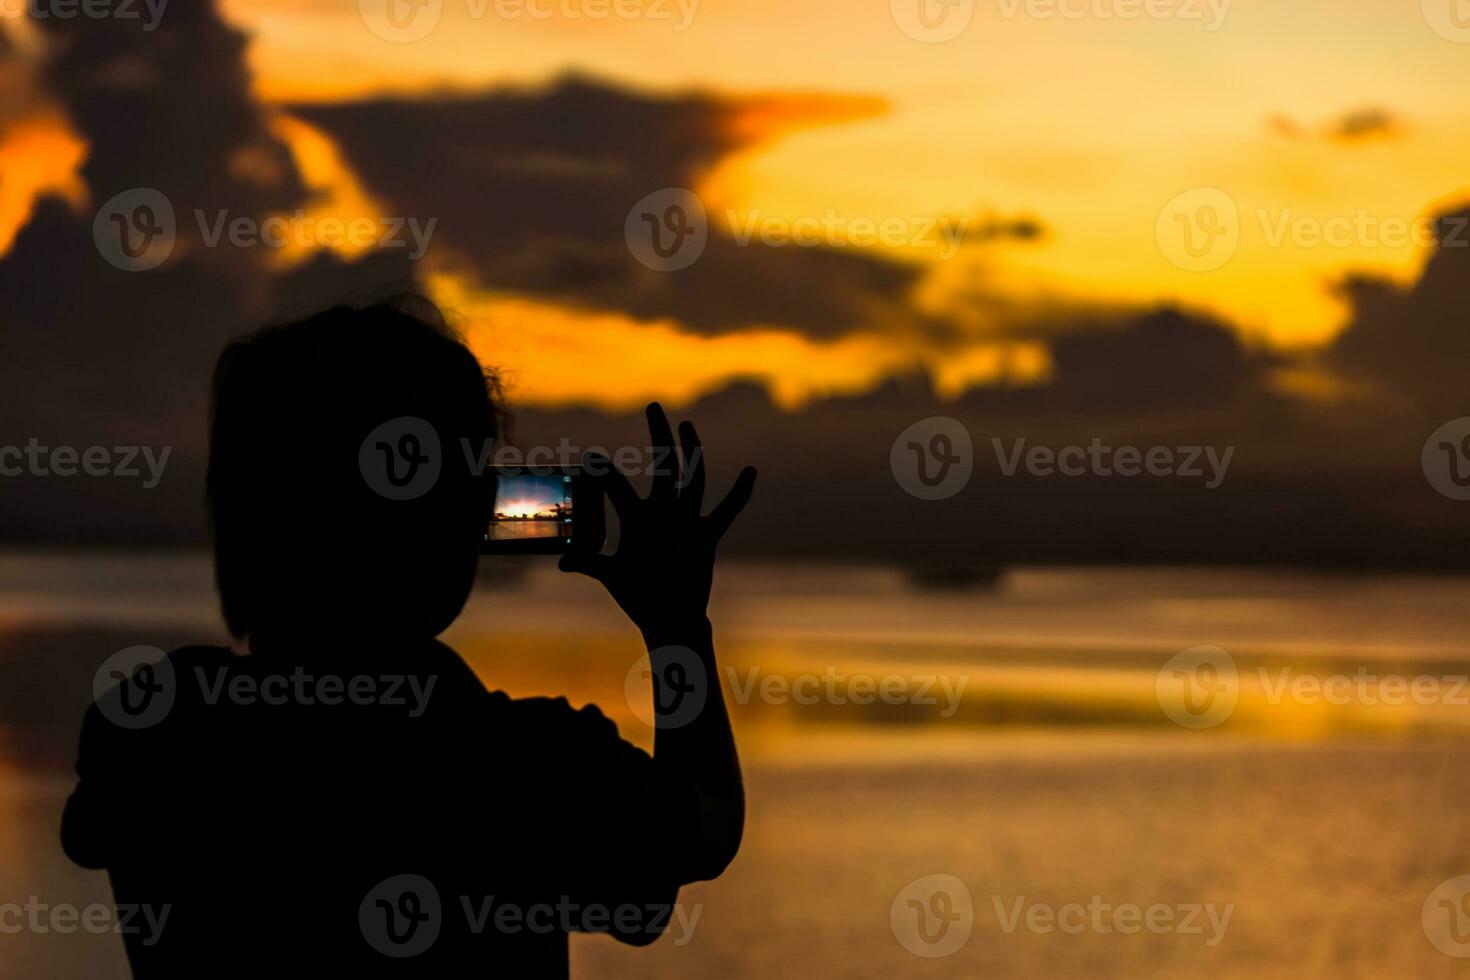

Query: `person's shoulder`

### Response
(103, 641, 234, 700)
(79, 644, 237, 755)
(103, 643, 237, 684)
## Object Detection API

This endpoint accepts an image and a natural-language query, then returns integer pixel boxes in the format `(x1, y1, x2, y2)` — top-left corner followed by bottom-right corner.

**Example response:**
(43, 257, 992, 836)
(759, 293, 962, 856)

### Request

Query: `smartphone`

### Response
(481, 463, 604, 555)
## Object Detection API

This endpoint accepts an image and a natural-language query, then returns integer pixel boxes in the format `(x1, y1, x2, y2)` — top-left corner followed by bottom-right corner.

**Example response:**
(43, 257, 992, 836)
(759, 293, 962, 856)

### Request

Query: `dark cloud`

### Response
(1043, 308, 1263, 413)
(1268, 107, 1401, 143)
(970, 216, 1044, 242)
(0, 1, 436, 546)
(1330, 106, 1399, 142)
(1324, 206, 1470, 415)
(288, 76, 957, 340)
(33, 6, 305, 228)
(4, 0, 416, 375)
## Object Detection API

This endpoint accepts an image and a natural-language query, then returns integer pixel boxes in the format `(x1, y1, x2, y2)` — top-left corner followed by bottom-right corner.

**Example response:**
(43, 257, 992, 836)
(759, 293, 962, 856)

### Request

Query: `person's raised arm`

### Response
(560, 402, 756, 883)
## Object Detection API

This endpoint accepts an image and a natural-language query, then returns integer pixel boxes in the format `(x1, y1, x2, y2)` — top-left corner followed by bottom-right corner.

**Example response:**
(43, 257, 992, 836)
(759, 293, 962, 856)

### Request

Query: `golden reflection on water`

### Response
(5, 558, 1470, 978)
(452, 626, 1470, 760)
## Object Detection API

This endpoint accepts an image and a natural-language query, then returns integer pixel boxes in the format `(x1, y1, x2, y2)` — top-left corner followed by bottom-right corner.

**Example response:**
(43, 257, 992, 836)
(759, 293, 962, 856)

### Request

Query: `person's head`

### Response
(207, 296, 502, 645)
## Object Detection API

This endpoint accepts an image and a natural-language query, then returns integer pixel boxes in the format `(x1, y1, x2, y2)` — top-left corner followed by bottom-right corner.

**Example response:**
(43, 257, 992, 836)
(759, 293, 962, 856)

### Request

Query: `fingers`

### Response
(678, 420, 706, 517)
(707, 466, 757, 542)
(587, 452, 638, 518)
(646, 402, 678, 507)
(558, 552, 613, 582)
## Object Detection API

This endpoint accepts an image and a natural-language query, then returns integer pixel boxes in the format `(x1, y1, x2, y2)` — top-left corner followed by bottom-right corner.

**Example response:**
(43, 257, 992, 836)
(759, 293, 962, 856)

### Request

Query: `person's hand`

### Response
(559, 402, 756, 642)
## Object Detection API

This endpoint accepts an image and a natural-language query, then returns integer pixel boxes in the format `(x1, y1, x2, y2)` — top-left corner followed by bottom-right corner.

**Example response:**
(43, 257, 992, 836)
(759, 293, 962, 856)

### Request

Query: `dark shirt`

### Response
(62, 643, 687, 977)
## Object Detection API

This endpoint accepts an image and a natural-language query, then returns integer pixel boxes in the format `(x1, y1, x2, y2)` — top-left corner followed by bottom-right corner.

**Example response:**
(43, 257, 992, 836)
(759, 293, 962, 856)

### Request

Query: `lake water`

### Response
(2, 554, 1468, 977)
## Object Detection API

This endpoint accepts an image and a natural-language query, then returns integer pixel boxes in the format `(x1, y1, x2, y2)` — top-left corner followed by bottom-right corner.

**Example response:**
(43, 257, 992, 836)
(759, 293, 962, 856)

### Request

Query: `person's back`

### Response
(61, 298, 756, 976)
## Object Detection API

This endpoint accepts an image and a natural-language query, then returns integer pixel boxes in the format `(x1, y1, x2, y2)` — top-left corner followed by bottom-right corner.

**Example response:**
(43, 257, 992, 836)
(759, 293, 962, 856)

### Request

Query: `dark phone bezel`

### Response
(480, 463, 604, 556)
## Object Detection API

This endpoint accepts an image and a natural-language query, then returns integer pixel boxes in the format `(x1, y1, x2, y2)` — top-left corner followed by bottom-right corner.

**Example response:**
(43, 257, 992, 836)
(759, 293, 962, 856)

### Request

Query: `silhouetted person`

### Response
(60, 297, 757, 976)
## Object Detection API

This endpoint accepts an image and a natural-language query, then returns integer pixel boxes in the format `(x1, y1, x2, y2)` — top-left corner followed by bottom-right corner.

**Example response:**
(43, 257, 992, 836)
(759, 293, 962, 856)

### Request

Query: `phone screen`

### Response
(482, 463, 603, 555)
(487, 472, 574, 547)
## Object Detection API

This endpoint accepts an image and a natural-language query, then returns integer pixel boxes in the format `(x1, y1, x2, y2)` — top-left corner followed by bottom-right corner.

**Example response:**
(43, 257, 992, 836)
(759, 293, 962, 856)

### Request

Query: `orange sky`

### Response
(6, 0, 1470, 409)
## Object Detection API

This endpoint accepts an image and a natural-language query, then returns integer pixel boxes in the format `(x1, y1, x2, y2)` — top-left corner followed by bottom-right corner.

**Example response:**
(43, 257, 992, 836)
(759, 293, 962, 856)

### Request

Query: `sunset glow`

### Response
(496, 499, 558, 520)
(8, 1, 1470, 410)
(8, 9, 1470, 977)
